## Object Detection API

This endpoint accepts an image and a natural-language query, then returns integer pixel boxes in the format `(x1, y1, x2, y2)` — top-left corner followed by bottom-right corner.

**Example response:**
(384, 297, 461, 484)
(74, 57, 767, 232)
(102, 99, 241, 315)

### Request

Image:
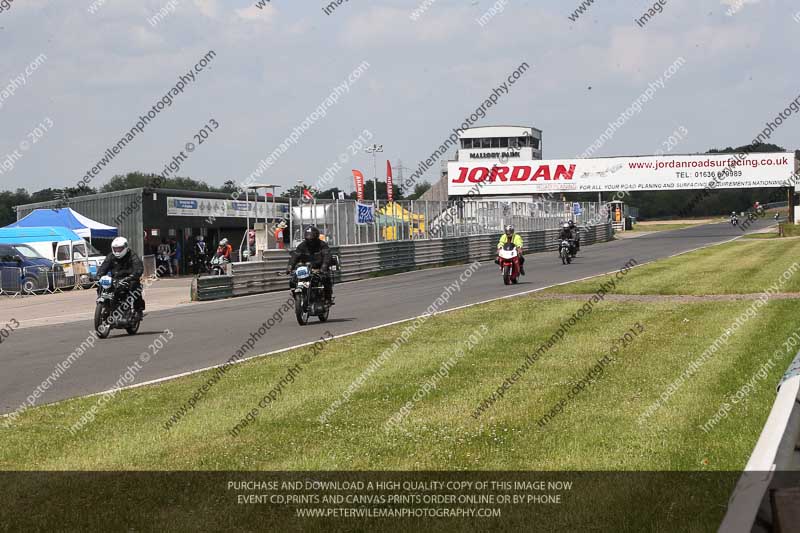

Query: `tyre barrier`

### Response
(191, 223, 614, 302)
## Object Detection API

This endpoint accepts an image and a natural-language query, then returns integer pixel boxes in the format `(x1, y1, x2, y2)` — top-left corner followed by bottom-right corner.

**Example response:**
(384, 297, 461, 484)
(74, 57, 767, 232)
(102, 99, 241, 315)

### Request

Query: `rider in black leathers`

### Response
(558, 222, 573, 242)
(286, 226, 334, 304)
(568, 220, 580, 253)
(97, 236, 145, 317)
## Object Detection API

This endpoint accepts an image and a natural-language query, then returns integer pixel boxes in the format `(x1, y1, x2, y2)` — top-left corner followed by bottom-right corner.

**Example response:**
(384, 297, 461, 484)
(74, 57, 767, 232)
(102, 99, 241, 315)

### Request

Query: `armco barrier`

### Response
(191, 223, 614, 301)
(191, 275, 235, 301)
(719, 350, 800, 532)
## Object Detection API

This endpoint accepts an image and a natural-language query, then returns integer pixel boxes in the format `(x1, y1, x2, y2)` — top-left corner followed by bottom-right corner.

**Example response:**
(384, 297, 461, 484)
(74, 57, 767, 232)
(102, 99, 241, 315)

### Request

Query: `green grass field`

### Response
(2, 238, 799, 474)
(743, 232, 779, 239)
(780, 223, 800, 237)
(548, 239, 800, 295)
(5, 237, 800, 530)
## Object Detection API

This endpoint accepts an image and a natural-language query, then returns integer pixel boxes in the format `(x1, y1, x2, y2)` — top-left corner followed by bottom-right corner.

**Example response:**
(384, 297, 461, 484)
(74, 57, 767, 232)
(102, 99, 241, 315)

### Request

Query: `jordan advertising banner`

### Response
(447, 152, 795, 195)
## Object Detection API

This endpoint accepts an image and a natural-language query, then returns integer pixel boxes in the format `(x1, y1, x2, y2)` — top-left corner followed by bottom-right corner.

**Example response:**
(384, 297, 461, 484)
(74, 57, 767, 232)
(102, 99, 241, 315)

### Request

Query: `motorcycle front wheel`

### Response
(126, 314, 141, 335)
(94, 304, 111, 339)
(503, 266, 511, 285)
(561, 251, 567, 265)
(294, 293, 309, 325)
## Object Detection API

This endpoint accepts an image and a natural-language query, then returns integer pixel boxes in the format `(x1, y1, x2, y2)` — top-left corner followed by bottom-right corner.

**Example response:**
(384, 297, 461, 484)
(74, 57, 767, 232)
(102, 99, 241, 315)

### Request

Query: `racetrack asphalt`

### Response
(0, 220, 773, 414)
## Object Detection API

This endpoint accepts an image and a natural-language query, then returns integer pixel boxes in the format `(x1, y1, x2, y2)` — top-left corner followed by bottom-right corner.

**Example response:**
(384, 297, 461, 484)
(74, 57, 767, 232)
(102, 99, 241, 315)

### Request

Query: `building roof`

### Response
(459, 125, 542, 139)
(14, 187, 290, 212)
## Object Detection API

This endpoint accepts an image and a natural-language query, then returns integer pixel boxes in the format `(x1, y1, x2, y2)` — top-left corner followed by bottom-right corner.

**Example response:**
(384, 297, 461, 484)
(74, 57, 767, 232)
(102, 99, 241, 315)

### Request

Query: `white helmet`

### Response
(219, 238, 229, 246)
(111, 237, 130, 259)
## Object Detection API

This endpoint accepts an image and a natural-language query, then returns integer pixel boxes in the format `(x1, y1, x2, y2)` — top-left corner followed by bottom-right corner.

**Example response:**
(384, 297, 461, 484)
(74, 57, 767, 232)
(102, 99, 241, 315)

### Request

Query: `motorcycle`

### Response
(496, 243, 520, 285)
(559, 239, 573, 265)
(94, 275, 142, 338)
(730, 215, 738, 226)
(156, 252, 172, 277)
(191, 254, 210, 276)
(290, 264, 331, 325)
(209, 254, 229, 276)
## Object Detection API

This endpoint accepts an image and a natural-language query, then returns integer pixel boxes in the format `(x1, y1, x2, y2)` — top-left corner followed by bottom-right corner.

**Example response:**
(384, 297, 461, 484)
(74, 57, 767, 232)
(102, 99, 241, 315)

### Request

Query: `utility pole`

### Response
(365, 144, 383, 205)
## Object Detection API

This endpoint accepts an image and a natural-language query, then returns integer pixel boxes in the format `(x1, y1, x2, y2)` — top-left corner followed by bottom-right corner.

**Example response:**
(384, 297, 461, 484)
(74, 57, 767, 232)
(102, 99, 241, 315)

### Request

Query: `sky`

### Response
(1, 0, 798, 194)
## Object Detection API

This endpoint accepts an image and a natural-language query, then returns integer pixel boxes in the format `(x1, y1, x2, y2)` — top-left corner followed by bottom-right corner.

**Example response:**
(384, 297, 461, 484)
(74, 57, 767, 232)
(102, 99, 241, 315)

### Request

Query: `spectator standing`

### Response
(170, 238, 181, 276)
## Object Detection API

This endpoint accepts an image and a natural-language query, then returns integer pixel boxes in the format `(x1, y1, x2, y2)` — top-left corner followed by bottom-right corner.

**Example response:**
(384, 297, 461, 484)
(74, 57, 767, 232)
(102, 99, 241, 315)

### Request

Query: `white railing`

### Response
(719, 350, 800, 532)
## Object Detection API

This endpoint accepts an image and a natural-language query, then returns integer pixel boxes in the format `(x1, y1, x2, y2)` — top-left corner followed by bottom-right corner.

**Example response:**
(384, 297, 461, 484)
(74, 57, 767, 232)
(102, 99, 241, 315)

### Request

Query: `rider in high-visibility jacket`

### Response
(497, 225, 525, 275)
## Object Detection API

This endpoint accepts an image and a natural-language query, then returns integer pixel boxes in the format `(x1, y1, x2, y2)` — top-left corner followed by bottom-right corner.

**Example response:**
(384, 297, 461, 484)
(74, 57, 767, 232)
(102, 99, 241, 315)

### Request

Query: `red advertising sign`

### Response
(386, 160, 394, 202)
(352, 169, 365, 201)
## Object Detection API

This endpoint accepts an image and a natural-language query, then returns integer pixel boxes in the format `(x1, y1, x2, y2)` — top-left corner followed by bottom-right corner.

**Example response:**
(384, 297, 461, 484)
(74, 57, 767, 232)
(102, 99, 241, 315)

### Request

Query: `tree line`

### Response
(0, 172, 433, 227)
(2, 141, 794, 227)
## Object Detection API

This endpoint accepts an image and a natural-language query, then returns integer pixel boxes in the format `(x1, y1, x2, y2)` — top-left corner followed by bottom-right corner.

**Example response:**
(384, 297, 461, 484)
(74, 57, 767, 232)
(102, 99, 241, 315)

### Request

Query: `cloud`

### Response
(194, 0, 219, 19)
(340, 6, 469, 47)
(235, 3, 275, 22)
(720, 0, 761, 14)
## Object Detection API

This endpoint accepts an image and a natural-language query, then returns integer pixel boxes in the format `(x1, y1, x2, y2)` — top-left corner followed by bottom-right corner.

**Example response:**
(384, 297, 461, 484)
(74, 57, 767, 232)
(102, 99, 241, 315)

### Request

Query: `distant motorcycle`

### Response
(156, 252, 171, 276)
(190, 254, 210, 275)
(290, 264, 330, 325)
(569, 239, 579, 258)
(559, 239, 573, 265)
(94, 275, 142, 338)
(209, 255, 229, 276)
(496, 243, 520, 285)
(730, 215, 738, 226)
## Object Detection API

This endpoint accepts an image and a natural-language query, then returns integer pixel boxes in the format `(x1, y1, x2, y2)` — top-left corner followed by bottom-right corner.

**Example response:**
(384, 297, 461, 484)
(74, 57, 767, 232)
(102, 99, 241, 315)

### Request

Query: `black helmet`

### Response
(568, 220, 576, 228)
(304, 226, 320, 241)
(504, 224, 514, 235)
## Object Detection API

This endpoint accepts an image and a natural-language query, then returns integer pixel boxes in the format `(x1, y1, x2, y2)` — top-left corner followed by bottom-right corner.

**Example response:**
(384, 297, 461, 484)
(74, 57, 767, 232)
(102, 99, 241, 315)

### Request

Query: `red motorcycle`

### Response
(497, 243, 521, 285)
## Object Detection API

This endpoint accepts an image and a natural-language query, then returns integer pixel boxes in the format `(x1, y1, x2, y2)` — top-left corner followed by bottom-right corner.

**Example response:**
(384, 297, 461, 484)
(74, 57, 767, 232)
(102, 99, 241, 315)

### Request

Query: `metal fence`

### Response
(0, 266, 92, 297)
(287, 199, 609, 247)
(194, 222, 615, 301)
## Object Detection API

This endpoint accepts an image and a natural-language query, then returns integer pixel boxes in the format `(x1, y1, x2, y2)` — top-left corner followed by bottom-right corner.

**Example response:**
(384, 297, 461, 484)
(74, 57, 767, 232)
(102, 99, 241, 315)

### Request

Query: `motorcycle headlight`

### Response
(295, 266, 310, 279)
(99, 276, 113, 288)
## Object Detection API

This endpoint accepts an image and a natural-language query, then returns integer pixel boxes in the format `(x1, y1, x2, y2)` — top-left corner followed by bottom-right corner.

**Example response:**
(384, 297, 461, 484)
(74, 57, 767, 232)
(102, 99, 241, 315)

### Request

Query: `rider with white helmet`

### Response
(97, 236, 145, 318)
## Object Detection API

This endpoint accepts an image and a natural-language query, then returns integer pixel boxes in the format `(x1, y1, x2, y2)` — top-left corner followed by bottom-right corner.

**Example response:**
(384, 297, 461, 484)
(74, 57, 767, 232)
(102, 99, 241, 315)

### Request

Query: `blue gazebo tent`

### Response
(7, 208, 117, 242)
(0, 226, 84, 245)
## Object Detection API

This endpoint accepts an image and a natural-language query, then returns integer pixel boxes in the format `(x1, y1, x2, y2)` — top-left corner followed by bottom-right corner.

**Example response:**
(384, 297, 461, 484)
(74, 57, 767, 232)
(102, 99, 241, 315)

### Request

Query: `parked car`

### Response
(0, 243, 62, 293)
